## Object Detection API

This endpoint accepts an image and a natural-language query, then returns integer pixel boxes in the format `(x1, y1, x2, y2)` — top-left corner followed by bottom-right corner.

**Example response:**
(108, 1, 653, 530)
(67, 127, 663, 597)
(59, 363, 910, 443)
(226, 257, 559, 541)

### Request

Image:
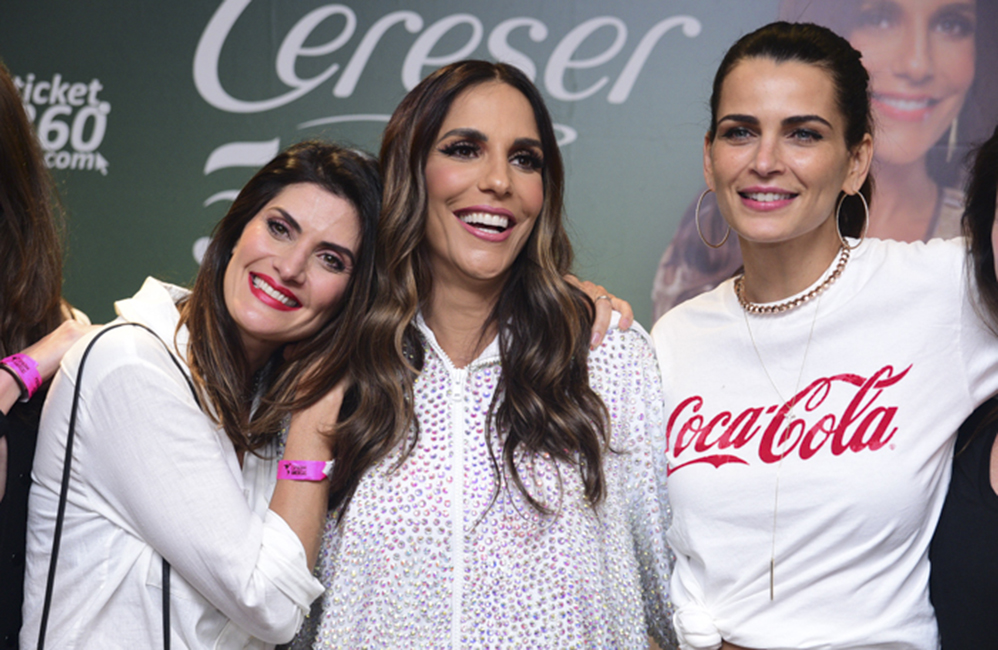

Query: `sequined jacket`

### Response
(292, 316, 676, 649)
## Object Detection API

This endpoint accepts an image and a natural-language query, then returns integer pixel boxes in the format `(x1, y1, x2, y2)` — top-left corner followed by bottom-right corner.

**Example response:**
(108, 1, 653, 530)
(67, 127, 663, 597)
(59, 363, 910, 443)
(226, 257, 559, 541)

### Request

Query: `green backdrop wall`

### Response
(7, 1, 987, 327)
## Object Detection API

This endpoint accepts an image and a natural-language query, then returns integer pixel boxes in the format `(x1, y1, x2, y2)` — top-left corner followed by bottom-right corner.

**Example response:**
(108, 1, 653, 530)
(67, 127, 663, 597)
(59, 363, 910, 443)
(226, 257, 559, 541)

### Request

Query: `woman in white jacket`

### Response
(21, 141, 382, 649)
(292, 61, 675, 650)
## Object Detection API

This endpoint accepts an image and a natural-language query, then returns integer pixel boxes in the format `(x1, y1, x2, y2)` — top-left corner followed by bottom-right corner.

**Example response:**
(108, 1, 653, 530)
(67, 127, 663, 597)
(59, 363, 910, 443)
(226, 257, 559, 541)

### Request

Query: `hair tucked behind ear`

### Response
(332, 60, 609, 516)
(180, 141, 381, 455)
(0, 61, 66, 356)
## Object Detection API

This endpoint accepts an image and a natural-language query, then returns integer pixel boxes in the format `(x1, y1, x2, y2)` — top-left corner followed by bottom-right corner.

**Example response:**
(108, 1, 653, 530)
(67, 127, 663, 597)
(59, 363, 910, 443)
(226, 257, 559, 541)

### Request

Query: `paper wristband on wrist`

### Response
(1, 354, 42, 402)
(277, 460, 334, 481)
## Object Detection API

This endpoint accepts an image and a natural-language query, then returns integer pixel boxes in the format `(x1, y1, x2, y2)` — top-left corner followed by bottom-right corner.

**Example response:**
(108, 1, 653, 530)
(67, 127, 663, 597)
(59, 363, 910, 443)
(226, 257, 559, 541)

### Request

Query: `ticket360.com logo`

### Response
(14, 73, 111, 176)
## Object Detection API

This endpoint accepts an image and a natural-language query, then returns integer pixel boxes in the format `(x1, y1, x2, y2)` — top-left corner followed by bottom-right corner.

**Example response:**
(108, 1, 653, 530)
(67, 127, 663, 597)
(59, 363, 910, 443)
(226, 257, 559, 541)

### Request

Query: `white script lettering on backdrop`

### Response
(193, 0, 701, 111)
(189, 0, 701, 263)
(13, 73, 111, 175)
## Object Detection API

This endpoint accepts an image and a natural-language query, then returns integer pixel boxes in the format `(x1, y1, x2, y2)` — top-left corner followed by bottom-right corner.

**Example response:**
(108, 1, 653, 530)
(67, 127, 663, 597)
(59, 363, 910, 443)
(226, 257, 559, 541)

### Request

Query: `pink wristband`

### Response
(1, 354, 42, 402)
(277, 460, 334, 481)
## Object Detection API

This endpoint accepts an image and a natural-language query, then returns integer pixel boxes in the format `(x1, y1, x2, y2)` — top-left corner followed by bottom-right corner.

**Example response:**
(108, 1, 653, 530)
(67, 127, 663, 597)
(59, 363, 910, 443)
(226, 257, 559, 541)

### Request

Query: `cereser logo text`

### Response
(194, 1, 701, 118)
(667, 365, 910, 474)
(14, 73, 111, 175)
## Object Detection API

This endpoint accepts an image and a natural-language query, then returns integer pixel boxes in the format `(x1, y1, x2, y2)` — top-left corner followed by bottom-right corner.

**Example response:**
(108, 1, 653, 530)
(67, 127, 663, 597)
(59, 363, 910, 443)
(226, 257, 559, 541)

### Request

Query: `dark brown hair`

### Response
(332, 60, 608, 515)
(0, 61, 65, 357)
(708, 22, 875, 237)
(964, 124, 998, 329)
(180, 141, 381, 454)
(958, 123, 998, 451)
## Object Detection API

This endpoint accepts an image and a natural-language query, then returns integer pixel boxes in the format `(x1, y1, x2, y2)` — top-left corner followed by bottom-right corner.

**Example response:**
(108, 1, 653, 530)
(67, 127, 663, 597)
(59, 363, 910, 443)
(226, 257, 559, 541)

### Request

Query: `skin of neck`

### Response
(738, 214, 843, 304)
(422, 272, 504, 369)
(866, 157, 939, 243)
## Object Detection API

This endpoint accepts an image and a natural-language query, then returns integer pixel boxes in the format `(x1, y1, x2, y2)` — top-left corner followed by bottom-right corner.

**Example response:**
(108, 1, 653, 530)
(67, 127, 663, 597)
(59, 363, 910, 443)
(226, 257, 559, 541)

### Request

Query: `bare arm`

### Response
(0, 319, 95, 415)
(0, 319, 95, 502)
(269, 382, 345, 567)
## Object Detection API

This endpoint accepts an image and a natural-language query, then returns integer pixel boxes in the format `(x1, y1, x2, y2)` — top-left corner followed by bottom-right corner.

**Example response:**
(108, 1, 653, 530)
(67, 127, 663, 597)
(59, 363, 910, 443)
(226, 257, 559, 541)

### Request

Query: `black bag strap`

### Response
(37, 321, 202, 650)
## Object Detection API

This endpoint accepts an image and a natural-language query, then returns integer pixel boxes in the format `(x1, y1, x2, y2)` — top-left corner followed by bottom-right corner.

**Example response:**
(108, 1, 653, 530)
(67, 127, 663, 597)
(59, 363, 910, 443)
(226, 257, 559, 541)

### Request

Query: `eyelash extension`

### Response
(438, 141, 479, 157)
(514, 150, 544, 170)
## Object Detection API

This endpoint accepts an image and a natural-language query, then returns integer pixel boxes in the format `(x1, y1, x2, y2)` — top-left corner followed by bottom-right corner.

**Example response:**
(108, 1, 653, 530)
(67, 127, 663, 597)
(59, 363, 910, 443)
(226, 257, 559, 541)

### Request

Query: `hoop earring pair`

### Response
(835, 191, 870, 251)
(695, 189, 730, 249)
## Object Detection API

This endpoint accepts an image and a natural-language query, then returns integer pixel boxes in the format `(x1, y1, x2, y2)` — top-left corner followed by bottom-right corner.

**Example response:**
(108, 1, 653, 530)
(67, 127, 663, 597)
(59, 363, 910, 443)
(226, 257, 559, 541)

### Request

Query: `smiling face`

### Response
(223, 182, 361, 368)
(422, 81, 545, 293)
(705, 57, 873, 247)
(848, 0, 976, 167)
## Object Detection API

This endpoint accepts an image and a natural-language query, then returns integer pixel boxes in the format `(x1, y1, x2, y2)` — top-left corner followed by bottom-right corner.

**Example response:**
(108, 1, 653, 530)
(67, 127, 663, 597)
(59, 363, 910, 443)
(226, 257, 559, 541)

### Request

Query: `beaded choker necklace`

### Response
(735, 246, 849, 314)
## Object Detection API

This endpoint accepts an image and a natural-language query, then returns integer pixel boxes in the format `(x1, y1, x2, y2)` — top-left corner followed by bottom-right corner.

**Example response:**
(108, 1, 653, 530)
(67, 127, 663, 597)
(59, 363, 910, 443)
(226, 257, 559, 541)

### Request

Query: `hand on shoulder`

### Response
(23, 319, 101, 382)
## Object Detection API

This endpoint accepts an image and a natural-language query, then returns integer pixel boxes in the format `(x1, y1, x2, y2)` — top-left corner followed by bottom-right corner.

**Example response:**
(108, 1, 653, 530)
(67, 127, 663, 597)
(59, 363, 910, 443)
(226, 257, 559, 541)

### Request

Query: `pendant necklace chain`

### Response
(739, 245, 847, 600)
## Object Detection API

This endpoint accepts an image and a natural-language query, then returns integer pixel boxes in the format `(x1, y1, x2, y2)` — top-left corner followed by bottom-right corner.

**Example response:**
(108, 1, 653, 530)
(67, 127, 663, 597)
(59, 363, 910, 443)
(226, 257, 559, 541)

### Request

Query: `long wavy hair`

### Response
(0, 61, 65, 357)
(333, 60, 608, 515)
(180, 141, 381, 454)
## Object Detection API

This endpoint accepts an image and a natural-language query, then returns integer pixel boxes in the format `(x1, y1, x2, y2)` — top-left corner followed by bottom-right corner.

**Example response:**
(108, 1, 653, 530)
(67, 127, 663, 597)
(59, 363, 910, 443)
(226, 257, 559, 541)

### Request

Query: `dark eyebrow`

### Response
(717, 114, 757, 127)
(717, 114, 834, 129)
(436, 128, 542, 151)
(513, 137, 543, 150)
(437, 127, 486, 144)
(274, 208, 357, 265)
(783, 114, 833, 129)
(321, 242, 356, 266)
(275, 208, 302, 234)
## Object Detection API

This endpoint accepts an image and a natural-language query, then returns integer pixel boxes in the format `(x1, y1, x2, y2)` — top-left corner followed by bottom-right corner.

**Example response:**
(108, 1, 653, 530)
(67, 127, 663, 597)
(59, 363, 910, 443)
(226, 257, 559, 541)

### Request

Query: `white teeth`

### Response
(459, 212, 510, 231)
(878, 96, 931, 111)
(745, 192, 793, 202)
(253, 275, 299, 307)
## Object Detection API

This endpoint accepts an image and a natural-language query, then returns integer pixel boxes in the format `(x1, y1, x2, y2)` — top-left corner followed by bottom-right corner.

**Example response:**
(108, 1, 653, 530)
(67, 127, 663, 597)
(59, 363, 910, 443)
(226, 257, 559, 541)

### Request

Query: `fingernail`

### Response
(590, 331, 602, 349)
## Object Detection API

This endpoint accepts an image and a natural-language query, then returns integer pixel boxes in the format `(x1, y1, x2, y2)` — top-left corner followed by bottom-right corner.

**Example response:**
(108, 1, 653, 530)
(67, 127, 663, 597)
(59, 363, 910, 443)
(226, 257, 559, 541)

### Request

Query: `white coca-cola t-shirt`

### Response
(651, 237, 998, 650)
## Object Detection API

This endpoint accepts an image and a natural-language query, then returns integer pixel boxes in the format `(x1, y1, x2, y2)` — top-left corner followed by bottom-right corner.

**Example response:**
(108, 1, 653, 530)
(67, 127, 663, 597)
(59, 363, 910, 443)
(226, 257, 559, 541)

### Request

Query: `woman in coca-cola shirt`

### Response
(652, 22, 998, 650)
(651, 0, 998, 320)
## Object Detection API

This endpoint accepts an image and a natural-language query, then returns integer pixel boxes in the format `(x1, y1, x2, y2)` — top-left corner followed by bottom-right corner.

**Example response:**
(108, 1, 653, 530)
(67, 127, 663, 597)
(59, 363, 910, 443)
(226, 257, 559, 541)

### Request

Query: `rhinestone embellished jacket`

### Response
(293, 317, 676, 649)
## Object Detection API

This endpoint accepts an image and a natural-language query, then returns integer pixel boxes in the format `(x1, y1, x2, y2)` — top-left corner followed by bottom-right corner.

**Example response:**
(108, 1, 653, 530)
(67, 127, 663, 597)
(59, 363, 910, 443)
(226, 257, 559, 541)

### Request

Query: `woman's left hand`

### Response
(565, 274, 634, 348)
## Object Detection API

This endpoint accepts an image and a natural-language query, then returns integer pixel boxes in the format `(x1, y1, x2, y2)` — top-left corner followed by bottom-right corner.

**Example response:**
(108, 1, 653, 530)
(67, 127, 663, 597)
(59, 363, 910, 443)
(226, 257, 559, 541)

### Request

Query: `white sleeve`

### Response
(72, 327, 323, 643)
(613, 326, 678, 649)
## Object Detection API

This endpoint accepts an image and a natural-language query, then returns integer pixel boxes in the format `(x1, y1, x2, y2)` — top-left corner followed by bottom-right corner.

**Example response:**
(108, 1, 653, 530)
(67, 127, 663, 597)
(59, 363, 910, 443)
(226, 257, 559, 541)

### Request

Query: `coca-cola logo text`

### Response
(667, 365, 911, 473)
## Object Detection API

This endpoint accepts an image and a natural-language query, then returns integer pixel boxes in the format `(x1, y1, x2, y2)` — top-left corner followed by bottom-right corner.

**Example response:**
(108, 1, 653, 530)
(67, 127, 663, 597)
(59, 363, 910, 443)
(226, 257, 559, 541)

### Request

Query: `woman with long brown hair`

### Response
(21, 141, 381, 649)
(0, 60, 92, 648)
(292, 61, 674, 649)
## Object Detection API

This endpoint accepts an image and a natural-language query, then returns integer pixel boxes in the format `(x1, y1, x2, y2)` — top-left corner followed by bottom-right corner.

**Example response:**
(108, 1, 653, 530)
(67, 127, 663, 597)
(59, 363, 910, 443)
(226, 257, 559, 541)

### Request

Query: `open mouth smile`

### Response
(738, 189, 798, 211)
(740, 191, 797, 202)
(250, 272, 301, 310)
(872, 93, 939, 122)
(455, 208, 518, 242)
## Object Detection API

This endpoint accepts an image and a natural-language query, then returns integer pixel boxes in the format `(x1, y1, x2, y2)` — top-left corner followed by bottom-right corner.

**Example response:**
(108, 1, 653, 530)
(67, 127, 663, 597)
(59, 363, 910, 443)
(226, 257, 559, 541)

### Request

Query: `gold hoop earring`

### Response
(695, 189, 730, 249)
(946, 117, 959, 163)
(835, 191, 870, 250)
